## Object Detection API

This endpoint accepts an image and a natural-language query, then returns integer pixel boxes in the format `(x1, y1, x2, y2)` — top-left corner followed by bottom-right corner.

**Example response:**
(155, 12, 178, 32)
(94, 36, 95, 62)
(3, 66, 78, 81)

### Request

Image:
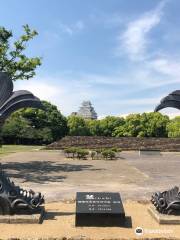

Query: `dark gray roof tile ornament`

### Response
(153, 90, 180, 215)
(154, 90, 180, 112)
(151, 186, 180, 215)
(0, 72, 44, 215)
(0, 72, 43, 125)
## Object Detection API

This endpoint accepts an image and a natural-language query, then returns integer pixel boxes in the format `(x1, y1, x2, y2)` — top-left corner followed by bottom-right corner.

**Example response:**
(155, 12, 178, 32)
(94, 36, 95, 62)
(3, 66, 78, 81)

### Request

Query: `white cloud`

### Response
(13, 2, 180, 120)
(113, 97, 161, 106)
(14, 76, 95, 116)
(14, 81, 60, 101)
(13, 73, 179, 119)
(115, 0, 180, 88)
(58, 20, 84, 35)
(160, 108, 180, 119)
(149, 57, 180, 78)
(118, 1, 165, 60)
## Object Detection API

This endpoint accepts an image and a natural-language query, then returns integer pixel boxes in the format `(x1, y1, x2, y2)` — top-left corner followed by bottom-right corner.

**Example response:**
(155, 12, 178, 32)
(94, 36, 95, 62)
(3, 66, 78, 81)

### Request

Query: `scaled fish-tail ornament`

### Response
(151, 186, 180, 215)
(0, 72, 44, 214)
(154, 90, 180, 112)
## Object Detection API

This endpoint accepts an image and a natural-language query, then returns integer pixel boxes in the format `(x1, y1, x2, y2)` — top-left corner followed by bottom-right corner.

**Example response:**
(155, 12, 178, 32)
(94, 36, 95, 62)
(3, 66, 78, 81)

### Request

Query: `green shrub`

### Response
(93, 149, 101, 159)
(110, 147, 121, 152)
(64, 147, 77, 158)
(90, 151, 96, 160)
(101, 149, 116, 160)
(76, 148, 89, 159)
(99, 148, 107, 153)
(95, 149, 101, 154)
(90, 147, 121, 160)
(64, 147, 89, 159)
(64, 147, 120, 160)
(110, 147, 118, 152)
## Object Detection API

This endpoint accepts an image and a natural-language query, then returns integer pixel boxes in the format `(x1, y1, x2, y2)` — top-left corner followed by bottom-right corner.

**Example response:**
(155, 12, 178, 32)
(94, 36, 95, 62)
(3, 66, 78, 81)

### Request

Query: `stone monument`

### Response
(0, 72, 44, 215)
(76, 192, 125, 226)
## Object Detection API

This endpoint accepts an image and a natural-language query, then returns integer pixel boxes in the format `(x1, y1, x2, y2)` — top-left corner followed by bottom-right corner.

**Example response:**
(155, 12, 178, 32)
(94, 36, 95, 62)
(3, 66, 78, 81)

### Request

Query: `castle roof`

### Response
(78, 101, 97, 120)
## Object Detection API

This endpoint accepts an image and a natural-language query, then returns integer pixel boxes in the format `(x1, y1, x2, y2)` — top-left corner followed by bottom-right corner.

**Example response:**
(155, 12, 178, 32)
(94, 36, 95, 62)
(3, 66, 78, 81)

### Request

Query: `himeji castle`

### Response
(71, 101, 97, 120)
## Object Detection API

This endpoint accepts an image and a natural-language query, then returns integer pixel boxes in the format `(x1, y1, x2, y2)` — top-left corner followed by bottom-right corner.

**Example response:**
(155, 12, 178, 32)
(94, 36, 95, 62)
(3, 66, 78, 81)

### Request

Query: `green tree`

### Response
(99, 116, 125, 137)
(113, 112, 169, 137)
(140, 112, 169, 137)
(20, 101, 68, 140)
(1, 112, 34, 144)
(113, 114, 141, 137)
(87, 120, 102, 136)
(0, 24, 41, 80)
(67, 116, 90, 136)
(2, 101, 67, 144)
(167, 116, 180, 137)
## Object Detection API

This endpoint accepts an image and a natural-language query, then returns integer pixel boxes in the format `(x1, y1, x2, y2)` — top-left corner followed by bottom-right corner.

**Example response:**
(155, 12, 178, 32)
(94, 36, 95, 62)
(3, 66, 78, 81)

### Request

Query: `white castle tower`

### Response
(77, 101, 97, 120)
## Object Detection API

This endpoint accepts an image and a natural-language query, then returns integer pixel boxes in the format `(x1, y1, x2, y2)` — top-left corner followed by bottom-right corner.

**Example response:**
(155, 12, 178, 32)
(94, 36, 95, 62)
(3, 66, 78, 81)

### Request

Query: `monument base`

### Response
(0, 207, 45, 224)
(148, 205, 180, 224)
(76, 192, 125, 227)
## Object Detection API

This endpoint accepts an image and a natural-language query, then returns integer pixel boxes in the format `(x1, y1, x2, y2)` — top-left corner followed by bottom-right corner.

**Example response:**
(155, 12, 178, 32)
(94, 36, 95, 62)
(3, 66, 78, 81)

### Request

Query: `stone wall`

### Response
(47, 136, 180, 151)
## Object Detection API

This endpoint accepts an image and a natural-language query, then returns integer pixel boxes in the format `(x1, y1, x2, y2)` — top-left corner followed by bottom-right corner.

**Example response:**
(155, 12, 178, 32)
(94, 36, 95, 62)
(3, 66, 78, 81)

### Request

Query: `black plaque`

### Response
(75, 192, 125, 227)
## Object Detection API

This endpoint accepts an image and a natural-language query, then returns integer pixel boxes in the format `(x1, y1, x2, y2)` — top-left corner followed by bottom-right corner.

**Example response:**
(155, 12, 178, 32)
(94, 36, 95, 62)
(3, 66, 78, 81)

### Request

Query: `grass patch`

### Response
(0, 145, 42, 156)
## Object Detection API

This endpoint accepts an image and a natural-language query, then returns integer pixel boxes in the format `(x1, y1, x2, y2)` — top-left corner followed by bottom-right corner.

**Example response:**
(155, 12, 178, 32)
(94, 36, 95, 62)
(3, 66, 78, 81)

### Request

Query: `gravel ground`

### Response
(0, 150, 179, 202)
(0, 151, 180, 239)
(0, 201, 179, 240)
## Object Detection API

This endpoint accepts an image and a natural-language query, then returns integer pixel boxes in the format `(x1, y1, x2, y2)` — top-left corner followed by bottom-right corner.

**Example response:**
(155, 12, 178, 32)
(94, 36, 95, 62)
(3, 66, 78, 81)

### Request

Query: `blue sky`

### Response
(1, 0, 180, 118)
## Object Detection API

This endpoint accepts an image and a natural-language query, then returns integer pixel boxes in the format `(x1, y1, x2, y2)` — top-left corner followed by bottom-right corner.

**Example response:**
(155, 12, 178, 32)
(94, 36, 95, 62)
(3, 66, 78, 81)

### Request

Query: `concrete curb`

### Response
(148, 205, 180, 224)
(0, 207, 45, 224)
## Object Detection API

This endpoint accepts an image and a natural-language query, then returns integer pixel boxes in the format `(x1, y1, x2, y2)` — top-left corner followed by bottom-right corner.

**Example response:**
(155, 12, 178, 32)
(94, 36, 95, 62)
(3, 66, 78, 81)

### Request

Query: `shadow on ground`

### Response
(45, 211, 74, 221)
(2, 161, 104, 184)
(44, 211, 132, 228)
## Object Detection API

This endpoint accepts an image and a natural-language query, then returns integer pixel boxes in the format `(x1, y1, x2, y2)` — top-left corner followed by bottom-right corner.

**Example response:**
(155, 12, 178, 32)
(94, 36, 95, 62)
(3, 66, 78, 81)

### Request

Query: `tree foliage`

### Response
(68, 113, 172, 138)
(1, 108, 179, 144)
(2, 101, 68, 144)
(67, 116, 90, 136)
(97, 116, 125, 137)
(113, 112, 169, 137)
(68, 116, 125, 137)
(0, 25, 41, 80)
(167, 117, 180, 138)
(113, 114, 141, 137)
(140, 112, 169, 137)
(87, 119, 102, 136)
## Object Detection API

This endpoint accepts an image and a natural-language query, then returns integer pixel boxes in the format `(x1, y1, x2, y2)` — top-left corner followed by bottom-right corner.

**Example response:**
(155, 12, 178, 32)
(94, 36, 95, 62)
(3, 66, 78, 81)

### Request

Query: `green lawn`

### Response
(0, 145, 43, 156)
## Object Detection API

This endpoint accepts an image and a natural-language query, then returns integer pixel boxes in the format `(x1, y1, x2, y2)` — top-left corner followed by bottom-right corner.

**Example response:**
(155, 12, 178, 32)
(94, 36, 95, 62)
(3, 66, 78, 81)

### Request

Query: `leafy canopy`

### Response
(2, 101, 68, 144)
(167, 116, 180, 138)
(113, 112, 169, 137)
(67, 116, 90, 136)
(0, 25, 41, 80)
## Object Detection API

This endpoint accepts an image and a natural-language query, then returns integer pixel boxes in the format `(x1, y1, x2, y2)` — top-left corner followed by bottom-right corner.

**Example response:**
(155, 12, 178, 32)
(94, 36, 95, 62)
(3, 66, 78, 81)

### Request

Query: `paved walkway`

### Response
(1, 150, 180, 202)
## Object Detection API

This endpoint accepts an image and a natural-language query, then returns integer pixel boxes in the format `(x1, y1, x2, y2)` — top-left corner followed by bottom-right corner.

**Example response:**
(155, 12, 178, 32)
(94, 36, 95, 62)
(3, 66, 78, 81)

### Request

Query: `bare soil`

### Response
(0, 201, 179, 240)
(0, 150, 180, 239)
